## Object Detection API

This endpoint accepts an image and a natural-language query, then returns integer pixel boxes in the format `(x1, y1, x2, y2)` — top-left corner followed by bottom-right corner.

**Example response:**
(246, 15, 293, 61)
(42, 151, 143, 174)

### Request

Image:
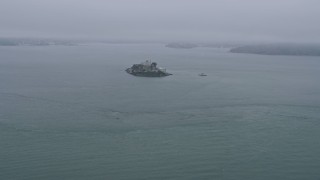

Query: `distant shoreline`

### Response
(165, 42, 238, 49)
(2, 38, 320, 57)
(165, 42, 320, 56)
(230, 44, 320, 56)
(0, 38, 77, 46)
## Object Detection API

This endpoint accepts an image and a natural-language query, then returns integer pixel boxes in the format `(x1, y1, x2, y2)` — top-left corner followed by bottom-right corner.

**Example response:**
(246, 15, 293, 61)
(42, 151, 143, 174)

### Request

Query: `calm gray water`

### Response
(0, 43, 320, 180)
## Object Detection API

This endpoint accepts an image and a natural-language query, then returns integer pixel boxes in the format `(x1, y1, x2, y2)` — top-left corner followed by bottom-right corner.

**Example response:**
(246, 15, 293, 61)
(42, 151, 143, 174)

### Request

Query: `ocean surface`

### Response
(0, 43, 320, 180)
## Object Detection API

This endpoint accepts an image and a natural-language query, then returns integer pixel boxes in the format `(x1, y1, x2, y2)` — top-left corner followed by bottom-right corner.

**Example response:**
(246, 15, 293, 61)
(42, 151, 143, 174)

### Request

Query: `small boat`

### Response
(199, 73, 207, 76)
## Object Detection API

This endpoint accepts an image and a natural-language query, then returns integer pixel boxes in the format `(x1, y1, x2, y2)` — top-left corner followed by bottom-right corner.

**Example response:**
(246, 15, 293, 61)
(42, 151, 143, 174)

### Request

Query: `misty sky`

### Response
(1, 0, 319, 42)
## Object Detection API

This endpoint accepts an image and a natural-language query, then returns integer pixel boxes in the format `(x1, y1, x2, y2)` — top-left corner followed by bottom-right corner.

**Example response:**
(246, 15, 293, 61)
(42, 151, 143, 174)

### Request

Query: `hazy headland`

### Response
(165, 42, 320, 56)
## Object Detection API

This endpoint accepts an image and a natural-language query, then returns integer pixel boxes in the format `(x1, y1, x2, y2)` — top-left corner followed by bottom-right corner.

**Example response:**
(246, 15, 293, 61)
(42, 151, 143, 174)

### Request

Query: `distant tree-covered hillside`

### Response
(230, 44, 320, 56)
